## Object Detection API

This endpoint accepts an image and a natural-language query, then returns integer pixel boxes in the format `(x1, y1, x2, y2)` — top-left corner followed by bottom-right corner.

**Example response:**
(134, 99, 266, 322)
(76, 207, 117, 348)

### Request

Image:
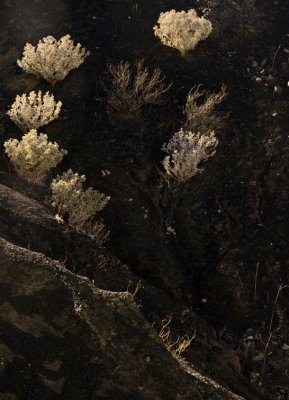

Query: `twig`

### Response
(236, 272, 244, 290)
(253, 262, 260, 301)
(272, 44, 281, 70)
(258, 332, 272, 385)
(258, 283, 289, 384)
(268, 283, 288, 335)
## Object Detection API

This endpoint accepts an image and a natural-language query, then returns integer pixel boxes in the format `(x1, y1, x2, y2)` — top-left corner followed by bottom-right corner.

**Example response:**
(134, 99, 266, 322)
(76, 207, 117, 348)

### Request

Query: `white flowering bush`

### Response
(7, 91, 62, 132)
(51, 170, 110, 244)
(162, 129, 218, 183)
(17, 35, 90, 85)
(153, 9, 212, 56)
(4, 129, 67, 183)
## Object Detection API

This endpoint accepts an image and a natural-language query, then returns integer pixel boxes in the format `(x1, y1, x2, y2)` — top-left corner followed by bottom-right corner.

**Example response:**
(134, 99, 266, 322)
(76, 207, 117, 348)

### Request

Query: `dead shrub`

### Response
(105, 59, 171, 119)
(183, 85, 227, 133)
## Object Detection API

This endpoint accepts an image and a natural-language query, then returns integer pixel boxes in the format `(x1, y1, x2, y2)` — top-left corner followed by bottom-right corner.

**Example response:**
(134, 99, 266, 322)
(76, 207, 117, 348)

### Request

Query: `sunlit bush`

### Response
(51, 169, 110, 244)
(7, 91, 62, 132)
(162, 129, 218, 183)
(153, 9, 212, 56)
(4, 129, 67, 183)
(17, 35, 90, 85)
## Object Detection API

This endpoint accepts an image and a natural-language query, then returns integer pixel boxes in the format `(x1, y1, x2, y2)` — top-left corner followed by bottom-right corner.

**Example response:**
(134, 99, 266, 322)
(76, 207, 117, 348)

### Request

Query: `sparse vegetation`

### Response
(0, 2, 288, 399)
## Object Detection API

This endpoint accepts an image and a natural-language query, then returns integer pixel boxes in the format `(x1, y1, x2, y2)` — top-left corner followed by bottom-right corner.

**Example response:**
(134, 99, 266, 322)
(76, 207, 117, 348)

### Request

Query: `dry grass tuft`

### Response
(159, 317, 195, 358)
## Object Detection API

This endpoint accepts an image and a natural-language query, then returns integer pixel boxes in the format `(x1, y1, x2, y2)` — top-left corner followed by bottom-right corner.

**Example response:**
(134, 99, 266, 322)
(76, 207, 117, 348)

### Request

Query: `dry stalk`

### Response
(159, 317, 195, 358)
(253, 262, 260, 302)
(257, 283, 289, 385)
(241, 341, 252, 369)
(126, 281, 144, 298)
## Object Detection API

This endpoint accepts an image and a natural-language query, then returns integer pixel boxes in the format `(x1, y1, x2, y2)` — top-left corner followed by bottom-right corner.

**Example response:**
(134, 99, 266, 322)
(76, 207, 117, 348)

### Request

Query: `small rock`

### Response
(252, 353, 264, 362)
(273, 86, 282, 95)
(282, 344, 289, 351)
(167, 226, 176, 236)
(260, 59, 267, 67)
(101, 169, 111, 177)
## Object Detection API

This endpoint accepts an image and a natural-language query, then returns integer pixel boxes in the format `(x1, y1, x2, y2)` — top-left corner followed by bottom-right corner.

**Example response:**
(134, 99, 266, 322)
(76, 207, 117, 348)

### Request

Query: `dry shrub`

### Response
(105, 59, 171, 119)
(183, 85, 227, 133)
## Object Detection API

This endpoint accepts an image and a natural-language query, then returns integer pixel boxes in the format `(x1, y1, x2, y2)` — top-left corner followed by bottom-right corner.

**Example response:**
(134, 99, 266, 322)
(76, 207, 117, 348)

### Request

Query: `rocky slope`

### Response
(0, 179, 268, 400)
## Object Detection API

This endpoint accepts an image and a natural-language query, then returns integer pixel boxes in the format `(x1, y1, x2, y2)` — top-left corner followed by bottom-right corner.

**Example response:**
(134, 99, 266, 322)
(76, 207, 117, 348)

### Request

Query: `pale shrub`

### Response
(7, 91, 62, 132)
(153, 9, 212, 56)
(17, 35, 90, 85)
(51, 169, 110, 244)
(4, 129, 67, 183)
(183, 85, 227, 133)
(162, 129, 218, 183)
(105, 59, 171, 118)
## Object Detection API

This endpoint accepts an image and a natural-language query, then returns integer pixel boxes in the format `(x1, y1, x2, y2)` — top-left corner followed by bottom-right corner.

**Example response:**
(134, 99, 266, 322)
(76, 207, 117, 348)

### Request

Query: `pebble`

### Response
(273, 86, 282, 95)
(245, 336, 255, 341)
(252, 353, 264, 362)
(266, 74, 274, 82)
